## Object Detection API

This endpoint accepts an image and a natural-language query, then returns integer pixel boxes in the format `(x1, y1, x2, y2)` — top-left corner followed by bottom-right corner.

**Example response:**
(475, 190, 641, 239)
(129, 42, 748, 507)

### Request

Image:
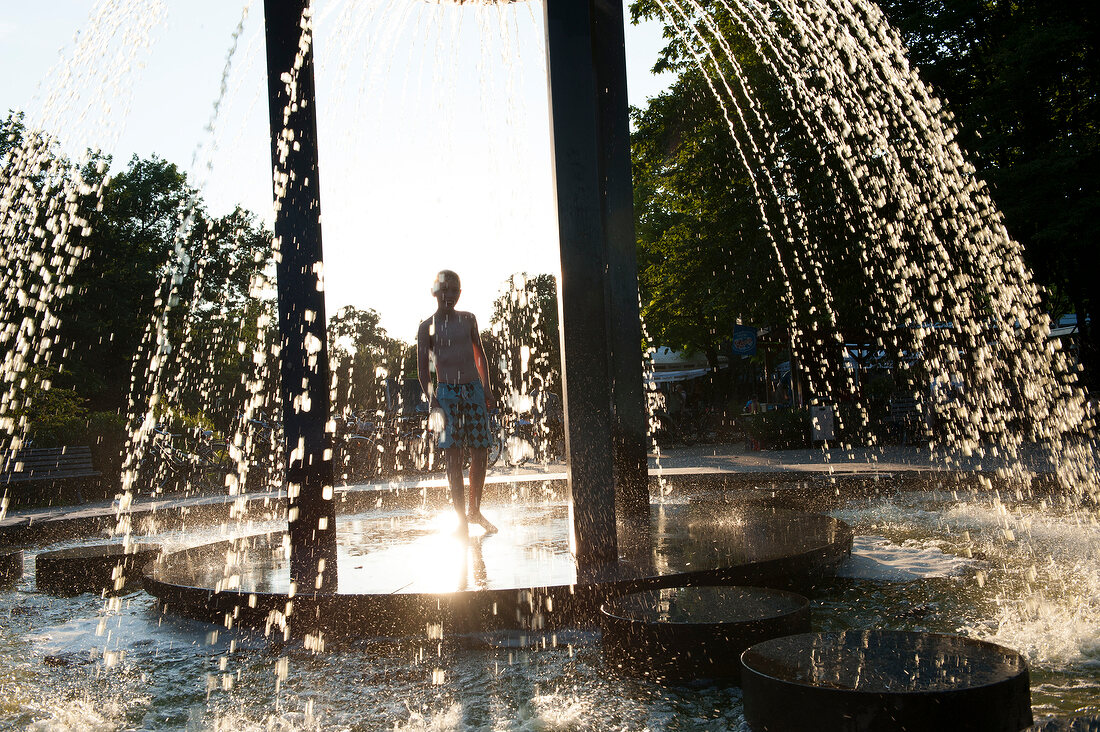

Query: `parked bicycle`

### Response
(498, 412, 539, 467)
(337, 413, 385, 482)
(336, 411, 413, 482)
(141, 424, 230, 495)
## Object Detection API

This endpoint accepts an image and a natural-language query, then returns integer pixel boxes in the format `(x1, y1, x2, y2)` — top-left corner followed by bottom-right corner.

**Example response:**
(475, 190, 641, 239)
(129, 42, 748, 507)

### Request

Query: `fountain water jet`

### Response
(0, 0, 1097, 727)
(640, 0, 1098, 503)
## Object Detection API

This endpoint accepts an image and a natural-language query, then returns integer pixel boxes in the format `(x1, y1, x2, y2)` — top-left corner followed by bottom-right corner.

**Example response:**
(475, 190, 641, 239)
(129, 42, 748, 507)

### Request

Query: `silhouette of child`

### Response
(417, 270, 498, 536)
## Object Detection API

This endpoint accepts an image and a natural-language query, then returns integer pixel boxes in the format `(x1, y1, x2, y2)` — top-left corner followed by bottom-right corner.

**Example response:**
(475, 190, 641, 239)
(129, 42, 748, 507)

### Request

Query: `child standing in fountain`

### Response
(417, 270, 498, 536)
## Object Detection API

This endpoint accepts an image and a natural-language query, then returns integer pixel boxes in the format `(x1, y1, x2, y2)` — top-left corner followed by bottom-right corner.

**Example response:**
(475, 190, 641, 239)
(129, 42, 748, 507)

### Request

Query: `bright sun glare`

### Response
(3, 2, 671, 343)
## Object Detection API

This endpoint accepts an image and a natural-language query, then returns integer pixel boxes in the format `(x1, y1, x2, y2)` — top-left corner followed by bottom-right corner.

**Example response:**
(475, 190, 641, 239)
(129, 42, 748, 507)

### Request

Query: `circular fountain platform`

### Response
(601, 585, 810, 682)
(1028, 718, 1100, 731)
(144, 502, 851, 637)
(740, 630, 1032, 731)
(37, 543, 162, 596)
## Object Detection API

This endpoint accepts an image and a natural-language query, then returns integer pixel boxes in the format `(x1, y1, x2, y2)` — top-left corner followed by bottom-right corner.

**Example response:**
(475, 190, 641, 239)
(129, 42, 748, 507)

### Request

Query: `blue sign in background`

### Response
(732, 325, 757, 356)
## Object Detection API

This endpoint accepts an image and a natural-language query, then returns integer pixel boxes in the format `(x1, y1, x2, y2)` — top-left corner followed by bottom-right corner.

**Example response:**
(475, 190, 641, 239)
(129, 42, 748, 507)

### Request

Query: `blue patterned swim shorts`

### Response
(435, 381, 492, 450)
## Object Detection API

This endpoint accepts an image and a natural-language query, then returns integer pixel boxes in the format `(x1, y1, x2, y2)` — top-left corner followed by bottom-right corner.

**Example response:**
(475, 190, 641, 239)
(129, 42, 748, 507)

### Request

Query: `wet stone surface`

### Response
(601, 586, 812, 682)
(36, 543, 161, 596)
(148, 502, 850, 596)
(743, 629, 1028, 692)
(604, 585, 808, 625)
(741, 629, 1033, 731)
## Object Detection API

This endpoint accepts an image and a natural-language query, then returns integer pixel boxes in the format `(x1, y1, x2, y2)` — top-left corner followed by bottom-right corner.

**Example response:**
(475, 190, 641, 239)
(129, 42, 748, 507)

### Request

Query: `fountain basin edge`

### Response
(142, 505, 852, 638)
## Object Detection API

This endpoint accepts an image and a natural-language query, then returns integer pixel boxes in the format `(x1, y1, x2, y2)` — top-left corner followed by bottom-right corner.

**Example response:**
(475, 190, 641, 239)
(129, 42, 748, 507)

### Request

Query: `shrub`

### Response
(20, 382, 88, 448)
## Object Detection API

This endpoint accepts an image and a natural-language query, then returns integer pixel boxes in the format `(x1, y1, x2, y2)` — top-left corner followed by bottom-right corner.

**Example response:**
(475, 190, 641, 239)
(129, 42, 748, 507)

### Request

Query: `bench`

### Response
(0, 446, 100, 503)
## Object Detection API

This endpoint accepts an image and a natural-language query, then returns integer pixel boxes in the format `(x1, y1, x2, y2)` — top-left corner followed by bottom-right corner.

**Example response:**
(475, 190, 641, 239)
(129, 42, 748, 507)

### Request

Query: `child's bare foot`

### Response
(468, 511, 498, 535)
(453, 517, 469, 538)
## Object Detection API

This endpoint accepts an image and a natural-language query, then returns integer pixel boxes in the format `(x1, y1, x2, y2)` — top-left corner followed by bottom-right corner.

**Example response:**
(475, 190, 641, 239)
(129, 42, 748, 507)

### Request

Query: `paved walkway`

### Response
(645, 442, 1054, 475)
(0, 443, 1062, 541)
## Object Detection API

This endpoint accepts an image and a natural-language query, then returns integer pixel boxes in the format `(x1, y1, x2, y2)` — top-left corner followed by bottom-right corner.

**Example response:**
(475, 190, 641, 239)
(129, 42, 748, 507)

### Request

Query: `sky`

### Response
(0, 0, 674, 341)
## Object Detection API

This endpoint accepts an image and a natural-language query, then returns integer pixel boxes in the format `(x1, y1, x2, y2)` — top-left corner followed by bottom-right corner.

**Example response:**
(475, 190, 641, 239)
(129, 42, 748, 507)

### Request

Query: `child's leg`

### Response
(468, 447, 487, 514)
(445, 446, 467, 533)
(467, 447, 496, 533)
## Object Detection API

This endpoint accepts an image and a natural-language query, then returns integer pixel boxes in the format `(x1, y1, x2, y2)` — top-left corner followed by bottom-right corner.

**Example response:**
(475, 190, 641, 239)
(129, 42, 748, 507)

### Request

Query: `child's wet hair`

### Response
(432, 270, 461, 295)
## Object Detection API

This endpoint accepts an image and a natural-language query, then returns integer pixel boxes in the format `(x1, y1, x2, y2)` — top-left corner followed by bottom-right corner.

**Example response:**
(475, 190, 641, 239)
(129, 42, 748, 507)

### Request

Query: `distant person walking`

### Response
(744, 396, 761, 451)
(417, 270, 498, 536)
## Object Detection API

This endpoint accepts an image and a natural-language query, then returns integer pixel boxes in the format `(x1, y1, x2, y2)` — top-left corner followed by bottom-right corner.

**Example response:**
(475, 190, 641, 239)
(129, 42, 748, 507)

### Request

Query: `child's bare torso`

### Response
(423, 310, 480, 385)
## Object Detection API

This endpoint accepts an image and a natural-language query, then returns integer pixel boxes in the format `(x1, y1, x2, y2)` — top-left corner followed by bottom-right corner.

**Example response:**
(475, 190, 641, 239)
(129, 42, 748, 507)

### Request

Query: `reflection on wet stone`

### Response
(602, 586, 811, 682)
(145, 502, 852, 635)
(741, 630, 1033, 731)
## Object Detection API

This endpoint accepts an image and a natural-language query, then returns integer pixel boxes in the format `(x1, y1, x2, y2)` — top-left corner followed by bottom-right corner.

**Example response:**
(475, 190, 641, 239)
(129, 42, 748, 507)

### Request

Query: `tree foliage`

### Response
(629, 0, 1099, 388)
(1, 110, 275, 454)
(328, 305, 407, 417)
(629, 0, 886, 372)
(487, 273, 561, 407)
(631, 79, 782, 364)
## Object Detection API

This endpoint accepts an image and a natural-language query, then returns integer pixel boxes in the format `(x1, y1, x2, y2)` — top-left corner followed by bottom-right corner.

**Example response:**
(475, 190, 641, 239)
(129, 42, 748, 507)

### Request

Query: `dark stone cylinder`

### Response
(602, 585, 811, 683)
(741, 630, 1033, 731)
(36, 544, 161, 596)
(0, 549, 22, 586)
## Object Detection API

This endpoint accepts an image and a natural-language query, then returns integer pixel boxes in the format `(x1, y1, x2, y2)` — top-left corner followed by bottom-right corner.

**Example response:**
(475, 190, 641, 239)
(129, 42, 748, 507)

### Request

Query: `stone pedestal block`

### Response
(741, 630, 1032, 731)
(36, 544, 161, 596)
(0, 550, 21, 587)
(602, 585, 810, 682)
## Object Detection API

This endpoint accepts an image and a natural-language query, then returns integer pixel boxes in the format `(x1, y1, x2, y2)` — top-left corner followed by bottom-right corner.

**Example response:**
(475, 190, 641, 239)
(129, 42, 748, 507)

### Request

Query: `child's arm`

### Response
(470, 316, 497, 411)
(416, 319, 436, 407)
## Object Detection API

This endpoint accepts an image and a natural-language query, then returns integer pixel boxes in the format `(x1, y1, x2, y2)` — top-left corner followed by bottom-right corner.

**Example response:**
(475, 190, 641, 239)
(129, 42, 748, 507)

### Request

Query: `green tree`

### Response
(53, 154, 192, 413)
(168, 206, 276, 431)
(627, 0, 1099, 425)
(628, 2, 881, 380)
(631, 80, 782, 365)
(47, 153, 275, 429)
(1, 111, 101, 448)
(488, 273, 562, 407)
(328, 306, 407, 417)
(2, 112, 277, 475)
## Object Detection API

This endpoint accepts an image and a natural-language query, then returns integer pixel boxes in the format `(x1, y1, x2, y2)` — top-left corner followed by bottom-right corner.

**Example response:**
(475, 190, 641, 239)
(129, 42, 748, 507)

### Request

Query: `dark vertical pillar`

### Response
(591, 0, 649, 522)
(544, 0, 619, 571)
(263, 0, 338, 595)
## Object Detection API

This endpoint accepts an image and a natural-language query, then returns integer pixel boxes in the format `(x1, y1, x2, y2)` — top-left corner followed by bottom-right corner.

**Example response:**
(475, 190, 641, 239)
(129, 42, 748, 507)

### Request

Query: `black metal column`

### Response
(263, 0, 338, 596)
(592, 0, 649, 522)
(544, 0, 619, 571)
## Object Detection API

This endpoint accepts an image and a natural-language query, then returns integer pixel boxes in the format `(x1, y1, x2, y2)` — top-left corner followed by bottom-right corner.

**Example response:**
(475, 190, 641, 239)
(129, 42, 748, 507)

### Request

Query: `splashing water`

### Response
(655, 0, 1095, 490)
(3, 0, 1099, 726)
(0, 1, 171, 519)
(645, 0, 1097, 499)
